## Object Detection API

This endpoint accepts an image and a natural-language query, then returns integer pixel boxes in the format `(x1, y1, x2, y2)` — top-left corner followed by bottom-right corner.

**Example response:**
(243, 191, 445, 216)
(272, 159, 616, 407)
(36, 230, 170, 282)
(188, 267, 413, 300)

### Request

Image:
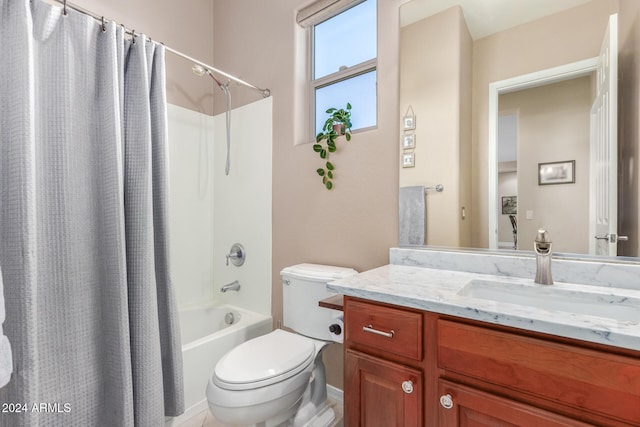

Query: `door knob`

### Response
(595, 234, 629, 243)
(440, 394, 454, 409)
(401, 380, 413, 394)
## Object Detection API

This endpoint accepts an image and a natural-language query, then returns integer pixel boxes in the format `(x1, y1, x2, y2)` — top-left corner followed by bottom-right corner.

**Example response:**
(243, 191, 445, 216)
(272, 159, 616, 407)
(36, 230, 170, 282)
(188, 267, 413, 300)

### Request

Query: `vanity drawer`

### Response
(438, 320, 640, 424)
(346, 299, 422, 361)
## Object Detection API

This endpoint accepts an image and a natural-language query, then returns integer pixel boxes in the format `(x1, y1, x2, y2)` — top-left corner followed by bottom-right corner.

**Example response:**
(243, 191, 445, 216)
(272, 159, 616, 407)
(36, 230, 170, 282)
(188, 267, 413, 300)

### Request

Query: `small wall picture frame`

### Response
(402, 133, 415, 149)
(538, 160, 575, 185)
(403, 115, 416, 131)
(501, 196, 517, 215)
(402, 153, 415, 168)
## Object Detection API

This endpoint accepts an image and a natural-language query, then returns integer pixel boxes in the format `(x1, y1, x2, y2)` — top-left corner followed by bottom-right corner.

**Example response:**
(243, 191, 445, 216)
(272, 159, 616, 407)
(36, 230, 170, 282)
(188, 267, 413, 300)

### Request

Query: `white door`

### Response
(590, 13, 618, 256)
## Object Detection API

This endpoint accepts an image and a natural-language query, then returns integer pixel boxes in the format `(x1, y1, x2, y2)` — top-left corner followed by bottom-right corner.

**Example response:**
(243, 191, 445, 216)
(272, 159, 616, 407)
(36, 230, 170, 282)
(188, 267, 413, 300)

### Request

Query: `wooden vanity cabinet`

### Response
(343, 296, 640, 427)
(343, 297, 435, 426)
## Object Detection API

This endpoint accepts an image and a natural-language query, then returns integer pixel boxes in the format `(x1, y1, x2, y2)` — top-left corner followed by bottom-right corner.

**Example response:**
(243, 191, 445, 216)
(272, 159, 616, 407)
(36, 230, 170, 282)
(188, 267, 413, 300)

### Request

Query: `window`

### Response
(310, 0, 377, 137)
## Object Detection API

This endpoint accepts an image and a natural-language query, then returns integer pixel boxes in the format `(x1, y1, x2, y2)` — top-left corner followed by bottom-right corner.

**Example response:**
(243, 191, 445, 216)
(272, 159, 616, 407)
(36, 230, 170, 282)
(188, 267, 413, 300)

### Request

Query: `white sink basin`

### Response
(457, 279, 640, 323)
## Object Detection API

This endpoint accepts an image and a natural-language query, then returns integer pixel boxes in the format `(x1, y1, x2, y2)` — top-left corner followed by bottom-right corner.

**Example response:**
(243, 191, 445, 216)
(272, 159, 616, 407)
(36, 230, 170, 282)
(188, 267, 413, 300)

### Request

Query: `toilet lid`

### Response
(214, 329, 315, 389)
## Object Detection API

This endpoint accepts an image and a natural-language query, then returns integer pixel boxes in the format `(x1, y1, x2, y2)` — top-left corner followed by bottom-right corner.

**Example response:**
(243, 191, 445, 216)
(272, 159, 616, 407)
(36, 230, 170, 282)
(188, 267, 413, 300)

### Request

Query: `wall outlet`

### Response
(526, 210, 534, 220)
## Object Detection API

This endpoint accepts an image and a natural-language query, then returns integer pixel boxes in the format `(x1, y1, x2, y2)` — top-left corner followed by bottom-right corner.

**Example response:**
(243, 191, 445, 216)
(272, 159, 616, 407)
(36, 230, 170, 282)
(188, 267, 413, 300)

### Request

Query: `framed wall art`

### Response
(402, 153, 415, 168)
(402, 133, 415, 149)
(501, 196, 517, 215)
(403, 115, 415, 130)
(538, 160, 575, 185)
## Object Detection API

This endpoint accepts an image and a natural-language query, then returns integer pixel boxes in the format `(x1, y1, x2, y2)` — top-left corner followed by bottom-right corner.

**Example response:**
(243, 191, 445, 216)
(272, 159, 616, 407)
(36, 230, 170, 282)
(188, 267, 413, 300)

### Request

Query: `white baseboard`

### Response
(164, 399, 208, 426)
(327, 385, 343, 404)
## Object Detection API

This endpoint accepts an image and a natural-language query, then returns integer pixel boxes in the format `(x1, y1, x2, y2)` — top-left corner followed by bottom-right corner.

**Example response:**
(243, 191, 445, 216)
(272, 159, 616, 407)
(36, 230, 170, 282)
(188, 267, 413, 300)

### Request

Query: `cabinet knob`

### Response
(440, 394, 454, 409)
(401, 380, 413, 394)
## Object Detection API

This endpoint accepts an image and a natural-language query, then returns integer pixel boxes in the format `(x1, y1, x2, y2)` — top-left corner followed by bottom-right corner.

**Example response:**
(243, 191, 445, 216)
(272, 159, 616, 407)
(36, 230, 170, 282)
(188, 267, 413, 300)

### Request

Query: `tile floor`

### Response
(177, 398, 343, 427)
(176, 408, 223, 427)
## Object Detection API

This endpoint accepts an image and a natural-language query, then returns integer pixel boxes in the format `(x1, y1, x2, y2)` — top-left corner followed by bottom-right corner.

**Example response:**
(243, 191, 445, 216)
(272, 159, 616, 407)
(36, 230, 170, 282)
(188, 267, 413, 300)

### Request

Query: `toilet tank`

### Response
(281, 263, 357, 340)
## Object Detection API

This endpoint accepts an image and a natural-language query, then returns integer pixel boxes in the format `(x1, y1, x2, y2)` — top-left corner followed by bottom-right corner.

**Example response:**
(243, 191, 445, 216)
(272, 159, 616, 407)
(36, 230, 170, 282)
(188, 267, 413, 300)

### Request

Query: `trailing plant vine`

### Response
(313, 103, 352, 190)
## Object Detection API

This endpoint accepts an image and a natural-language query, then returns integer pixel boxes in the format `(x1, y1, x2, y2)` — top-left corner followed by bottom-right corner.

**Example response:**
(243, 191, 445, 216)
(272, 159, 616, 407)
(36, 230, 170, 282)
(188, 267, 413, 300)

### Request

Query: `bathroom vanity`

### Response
(328, 248, 640, 426)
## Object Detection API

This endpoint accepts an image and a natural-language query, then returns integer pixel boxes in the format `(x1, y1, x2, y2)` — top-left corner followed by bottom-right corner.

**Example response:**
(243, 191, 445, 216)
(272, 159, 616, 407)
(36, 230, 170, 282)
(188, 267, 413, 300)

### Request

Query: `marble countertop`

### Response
(327, 264, 640, 352)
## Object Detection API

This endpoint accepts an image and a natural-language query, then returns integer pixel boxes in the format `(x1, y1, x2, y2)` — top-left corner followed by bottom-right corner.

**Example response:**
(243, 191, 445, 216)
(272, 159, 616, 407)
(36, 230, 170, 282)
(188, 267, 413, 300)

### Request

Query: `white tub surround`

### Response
(327, 248, 640, 352)
(168, 98, 273, 314)
(212, 98, 272, 317)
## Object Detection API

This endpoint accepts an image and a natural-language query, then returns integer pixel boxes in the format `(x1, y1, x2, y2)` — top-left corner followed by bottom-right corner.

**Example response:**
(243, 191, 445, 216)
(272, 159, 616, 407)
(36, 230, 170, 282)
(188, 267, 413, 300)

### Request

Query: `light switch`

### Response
(526, 210, 534, 220)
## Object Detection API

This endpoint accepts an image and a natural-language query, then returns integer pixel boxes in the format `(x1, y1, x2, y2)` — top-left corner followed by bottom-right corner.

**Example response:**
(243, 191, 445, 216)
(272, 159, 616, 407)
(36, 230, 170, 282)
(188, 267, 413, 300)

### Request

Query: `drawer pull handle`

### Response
(401, 380, 413, 394)
(440, 394, 454, 410)
(363, 325, 395, 338)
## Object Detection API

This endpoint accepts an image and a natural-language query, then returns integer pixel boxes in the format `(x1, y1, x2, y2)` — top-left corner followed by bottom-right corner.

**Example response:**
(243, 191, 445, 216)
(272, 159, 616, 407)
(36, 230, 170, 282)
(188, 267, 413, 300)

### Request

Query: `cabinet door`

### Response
(345, 349, 422, 427)
(438, 380, 594, 427)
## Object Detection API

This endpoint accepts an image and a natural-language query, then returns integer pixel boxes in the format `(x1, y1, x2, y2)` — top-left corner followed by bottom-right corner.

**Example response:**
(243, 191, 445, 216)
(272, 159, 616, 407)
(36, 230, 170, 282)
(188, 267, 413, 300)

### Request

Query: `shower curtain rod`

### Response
(53, 0, 271, 98)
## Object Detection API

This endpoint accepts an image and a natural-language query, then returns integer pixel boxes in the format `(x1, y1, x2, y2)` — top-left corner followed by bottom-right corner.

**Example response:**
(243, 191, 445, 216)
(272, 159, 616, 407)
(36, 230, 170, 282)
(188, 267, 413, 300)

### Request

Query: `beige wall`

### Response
(471, 0, 618, 248)
(619, 0, 640, 257)
(213, 0, 401, 389)
(399, 6, 472, 247)
(72, 0, 215, 115)
(500, 77, 593, 254)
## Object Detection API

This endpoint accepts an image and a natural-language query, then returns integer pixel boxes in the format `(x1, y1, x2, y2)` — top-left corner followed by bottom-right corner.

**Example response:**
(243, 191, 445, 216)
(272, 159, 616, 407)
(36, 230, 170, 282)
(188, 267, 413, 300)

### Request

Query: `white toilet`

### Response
(206, 263, 357, 427)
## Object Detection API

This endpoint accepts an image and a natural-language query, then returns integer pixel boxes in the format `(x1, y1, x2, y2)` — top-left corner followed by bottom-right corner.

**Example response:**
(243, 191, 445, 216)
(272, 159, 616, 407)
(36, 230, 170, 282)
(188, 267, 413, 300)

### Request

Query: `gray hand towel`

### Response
(399, 186, 426, 245)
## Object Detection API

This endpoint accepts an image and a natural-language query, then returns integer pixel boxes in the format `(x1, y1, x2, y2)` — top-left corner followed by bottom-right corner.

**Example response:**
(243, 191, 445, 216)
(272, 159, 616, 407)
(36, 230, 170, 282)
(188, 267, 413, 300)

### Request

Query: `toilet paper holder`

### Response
(328, 314, 344, 343)
(329, 323, 341, 335)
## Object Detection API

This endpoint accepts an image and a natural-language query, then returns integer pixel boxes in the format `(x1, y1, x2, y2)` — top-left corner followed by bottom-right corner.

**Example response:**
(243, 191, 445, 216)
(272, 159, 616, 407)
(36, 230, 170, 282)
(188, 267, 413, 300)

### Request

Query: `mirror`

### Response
(399, 0, 640, 259)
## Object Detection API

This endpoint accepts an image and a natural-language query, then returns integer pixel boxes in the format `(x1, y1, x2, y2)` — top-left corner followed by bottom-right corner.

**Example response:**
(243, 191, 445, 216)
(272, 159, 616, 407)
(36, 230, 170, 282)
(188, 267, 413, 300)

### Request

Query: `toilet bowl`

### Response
(206, 264, 357, 427)
(207, 329, 328, 426)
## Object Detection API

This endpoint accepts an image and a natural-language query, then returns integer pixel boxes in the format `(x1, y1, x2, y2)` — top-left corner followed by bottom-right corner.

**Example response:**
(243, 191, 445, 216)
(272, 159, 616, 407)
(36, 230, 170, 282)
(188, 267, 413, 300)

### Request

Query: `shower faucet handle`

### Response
(225, 243, 245, 267)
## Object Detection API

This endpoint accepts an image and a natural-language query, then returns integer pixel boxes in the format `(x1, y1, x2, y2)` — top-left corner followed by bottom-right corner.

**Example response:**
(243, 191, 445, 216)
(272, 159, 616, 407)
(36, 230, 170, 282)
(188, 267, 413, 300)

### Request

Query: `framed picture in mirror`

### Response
(538, 160, 575, 185)
(501, 196, 517, 215)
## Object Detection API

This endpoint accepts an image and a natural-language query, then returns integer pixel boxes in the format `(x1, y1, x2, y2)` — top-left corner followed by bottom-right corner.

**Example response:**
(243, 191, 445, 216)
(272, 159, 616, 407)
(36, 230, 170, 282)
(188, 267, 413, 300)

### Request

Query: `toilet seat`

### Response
(213, 329, 316, 391)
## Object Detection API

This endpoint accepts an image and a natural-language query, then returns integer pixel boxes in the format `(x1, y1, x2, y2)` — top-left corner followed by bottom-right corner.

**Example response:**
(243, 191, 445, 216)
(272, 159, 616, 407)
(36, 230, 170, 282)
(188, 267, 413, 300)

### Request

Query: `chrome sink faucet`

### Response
(534, 229, 553, 285)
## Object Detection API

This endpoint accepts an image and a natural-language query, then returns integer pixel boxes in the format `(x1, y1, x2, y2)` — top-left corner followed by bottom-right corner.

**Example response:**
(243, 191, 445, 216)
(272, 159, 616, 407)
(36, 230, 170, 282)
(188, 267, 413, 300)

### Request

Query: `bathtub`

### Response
(166, 303, 272, 425)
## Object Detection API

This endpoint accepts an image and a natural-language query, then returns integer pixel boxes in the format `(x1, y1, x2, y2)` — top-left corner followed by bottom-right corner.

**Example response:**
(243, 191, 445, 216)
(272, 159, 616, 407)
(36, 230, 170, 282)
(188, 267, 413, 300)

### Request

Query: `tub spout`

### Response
(220, 280, 241, 293)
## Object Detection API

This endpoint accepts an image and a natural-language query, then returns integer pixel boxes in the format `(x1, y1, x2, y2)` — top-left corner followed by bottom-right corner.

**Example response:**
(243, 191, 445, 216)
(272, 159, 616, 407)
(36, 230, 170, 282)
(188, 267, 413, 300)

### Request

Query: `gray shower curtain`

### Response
(0, 0, 184, 425)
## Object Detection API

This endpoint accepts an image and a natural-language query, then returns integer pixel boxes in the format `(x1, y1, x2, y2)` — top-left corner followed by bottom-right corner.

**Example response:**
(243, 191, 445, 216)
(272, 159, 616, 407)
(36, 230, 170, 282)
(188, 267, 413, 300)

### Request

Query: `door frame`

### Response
(487, 57, 599, 250)
(590, 13, 619, 256)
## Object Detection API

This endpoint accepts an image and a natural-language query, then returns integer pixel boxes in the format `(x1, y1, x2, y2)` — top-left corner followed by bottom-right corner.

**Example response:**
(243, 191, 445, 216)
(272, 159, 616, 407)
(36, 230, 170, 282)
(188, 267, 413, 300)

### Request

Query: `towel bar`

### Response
(425, 184, 444, 193)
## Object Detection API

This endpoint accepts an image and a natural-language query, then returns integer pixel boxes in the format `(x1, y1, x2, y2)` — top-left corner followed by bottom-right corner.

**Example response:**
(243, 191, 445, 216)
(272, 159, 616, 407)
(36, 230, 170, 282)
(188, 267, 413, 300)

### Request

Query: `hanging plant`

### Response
(313, 103, 352, 190)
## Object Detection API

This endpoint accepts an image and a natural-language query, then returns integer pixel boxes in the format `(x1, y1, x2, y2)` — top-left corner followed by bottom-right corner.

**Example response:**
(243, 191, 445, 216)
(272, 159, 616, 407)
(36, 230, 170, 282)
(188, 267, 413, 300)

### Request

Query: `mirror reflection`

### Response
(399, 0, 639, 258)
